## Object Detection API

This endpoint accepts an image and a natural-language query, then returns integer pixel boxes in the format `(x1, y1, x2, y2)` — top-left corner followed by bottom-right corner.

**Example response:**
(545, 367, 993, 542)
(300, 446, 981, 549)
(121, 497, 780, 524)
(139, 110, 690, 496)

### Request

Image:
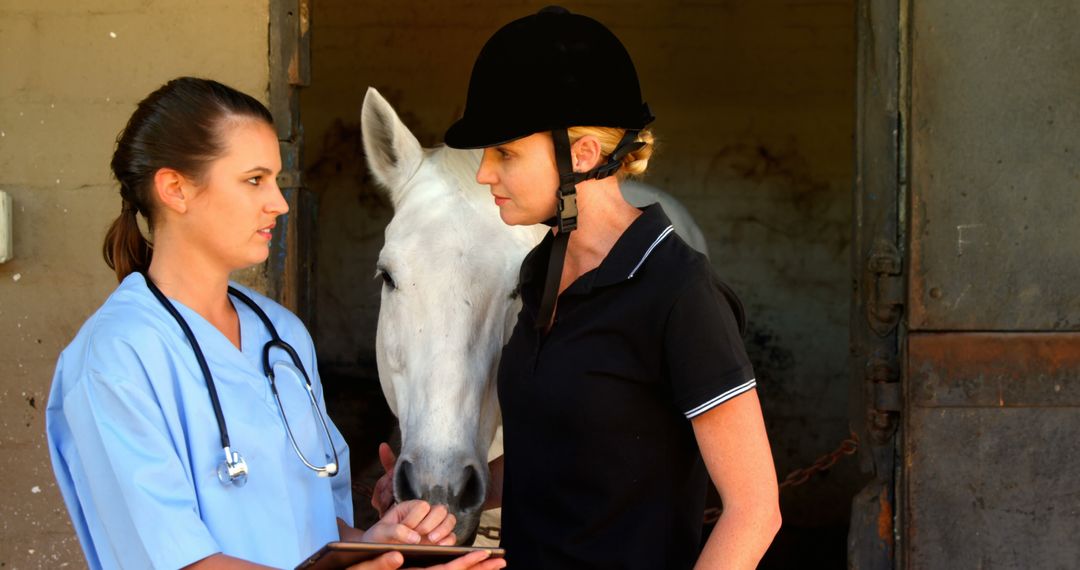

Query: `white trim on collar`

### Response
(628, 225, 675, 279)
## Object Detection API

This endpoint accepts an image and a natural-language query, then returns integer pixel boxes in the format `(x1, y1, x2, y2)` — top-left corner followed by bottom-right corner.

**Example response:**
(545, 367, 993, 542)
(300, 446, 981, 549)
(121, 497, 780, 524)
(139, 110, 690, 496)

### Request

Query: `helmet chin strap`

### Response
(534, 128, 644, 330)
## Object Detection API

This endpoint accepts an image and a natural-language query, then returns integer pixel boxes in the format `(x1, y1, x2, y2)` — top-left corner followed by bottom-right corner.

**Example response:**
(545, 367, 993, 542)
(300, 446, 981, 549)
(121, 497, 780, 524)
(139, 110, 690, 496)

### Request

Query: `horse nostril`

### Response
(394, 459, 420, 502)
(456, 464, 486, 512)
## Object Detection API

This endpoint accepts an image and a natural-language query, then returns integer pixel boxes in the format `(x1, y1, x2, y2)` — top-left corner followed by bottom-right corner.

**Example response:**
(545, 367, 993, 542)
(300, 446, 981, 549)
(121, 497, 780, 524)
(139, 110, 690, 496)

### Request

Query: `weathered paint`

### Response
(848, 477, 895, 567)
(266, 0, 314, 321)
(902, 0, 1080, 566)
(849, 0, 902, 567)
(908, 0, 1080, 332)
(877, 487, 893, 547)
(910, 333, 1080, 408)
(906, 333, 1080, 567)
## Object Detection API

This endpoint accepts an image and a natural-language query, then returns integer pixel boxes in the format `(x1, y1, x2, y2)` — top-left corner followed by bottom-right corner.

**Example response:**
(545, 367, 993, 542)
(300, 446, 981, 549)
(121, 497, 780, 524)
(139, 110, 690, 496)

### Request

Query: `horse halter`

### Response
(142, 273, 339, 486)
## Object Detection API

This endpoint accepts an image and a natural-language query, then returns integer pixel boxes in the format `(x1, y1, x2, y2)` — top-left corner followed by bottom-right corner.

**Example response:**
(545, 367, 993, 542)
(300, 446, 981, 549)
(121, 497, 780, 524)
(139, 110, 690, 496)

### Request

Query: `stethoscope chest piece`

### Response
(218, 447, 249, 487)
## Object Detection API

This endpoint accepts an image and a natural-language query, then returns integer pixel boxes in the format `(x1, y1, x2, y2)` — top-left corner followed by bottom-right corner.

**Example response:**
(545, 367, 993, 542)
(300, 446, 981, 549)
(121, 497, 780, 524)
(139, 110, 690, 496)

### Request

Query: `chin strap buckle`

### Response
(556, 186, 578, 233)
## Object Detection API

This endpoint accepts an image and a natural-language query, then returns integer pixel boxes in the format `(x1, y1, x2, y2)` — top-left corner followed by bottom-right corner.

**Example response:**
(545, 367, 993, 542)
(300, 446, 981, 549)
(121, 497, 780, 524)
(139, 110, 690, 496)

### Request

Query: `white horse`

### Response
(360, 87, 708, 539)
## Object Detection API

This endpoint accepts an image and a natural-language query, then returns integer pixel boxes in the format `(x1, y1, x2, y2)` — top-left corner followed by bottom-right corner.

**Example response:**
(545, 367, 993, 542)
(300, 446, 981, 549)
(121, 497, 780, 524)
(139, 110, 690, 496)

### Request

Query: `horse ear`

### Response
(361, 87, 424, 206)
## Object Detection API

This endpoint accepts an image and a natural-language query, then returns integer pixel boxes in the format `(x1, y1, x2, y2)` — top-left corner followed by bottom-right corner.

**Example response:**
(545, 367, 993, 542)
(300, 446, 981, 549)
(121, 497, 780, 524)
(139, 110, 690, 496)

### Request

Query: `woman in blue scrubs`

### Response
(46, 77, 506, 570)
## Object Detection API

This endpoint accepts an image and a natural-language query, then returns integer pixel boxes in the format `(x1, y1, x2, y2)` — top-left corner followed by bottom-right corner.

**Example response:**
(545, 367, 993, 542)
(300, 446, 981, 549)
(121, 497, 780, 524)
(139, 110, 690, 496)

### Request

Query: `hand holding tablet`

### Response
(296, 542, 506, 570)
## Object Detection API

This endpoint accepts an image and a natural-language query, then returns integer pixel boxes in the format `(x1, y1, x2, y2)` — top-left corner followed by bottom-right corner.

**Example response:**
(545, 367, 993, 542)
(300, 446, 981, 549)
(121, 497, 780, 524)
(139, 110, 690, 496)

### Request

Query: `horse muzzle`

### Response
(394, 453, 489, 541)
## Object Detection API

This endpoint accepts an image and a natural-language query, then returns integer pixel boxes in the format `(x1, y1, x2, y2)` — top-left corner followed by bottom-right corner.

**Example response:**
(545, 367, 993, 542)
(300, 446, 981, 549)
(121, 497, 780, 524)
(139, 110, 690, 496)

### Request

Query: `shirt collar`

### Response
(592, 203, 675, 287)
(521, 203, 676, 297)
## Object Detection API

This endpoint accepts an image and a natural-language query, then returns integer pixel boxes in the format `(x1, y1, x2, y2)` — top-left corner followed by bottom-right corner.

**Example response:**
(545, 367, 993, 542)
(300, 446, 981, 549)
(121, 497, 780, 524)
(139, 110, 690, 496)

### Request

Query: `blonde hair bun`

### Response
(567, 126, 655, 178)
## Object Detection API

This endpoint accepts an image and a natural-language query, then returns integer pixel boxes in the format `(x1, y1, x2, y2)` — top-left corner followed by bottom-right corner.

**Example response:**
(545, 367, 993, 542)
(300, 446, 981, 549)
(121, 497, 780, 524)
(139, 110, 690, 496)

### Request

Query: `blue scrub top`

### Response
(47, 273, 353, 569)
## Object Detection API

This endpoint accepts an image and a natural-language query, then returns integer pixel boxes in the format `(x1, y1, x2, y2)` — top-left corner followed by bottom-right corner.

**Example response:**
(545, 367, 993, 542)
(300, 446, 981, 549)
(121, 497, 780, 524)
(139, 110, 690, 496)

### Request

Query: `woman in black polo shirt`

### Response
(379, 6, 781, 568)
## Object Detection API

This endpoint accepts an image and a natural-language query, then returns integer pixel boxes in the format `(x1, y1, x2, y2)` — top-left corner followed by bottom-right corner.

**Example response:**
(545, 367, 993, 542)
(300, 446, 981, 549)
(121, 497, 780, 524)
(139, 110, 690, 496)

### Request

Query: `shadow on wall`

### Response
(306, 118, 392, 372)
(671, 140, 863, 568)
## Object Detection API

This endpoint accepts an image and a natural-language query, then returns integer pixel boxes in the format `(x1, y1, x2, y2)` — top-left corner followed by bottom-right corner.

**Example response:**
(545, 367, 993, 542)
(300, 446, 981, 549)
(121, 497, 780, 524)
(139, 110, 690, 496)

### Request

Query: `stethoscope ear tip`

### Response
(318, 463, 339, 478)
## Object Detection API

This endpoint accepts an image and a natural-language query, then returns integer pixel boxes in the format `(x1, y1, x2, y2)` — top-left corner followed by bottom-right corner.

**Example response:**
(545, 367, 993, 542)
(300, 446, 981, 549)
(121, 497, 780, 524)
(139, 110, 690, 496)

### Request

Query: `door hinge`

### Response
(866, 239, 904, 337)
(867, 354, 900, 442)
(871, 357, 901, 413)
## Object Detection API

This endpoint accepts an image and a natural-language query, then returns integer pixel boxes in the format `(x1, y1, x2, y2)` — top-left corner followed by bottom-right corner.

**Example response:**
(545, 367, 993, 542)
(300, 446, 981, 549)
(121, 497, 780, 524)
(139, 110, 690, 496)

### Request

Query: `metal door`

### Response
(853, 1, 1080, 567)
(904, 0, 1080, 566)
(850, 1, 904, 566)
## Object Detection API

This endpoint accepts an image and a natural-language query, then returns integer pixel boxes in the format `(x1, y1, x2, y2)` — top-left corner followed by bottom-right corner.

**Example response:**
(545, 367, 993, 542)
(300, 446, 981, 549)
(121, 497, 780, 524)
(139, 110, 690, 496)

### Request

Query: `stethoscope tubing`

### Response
(142, 273, 234, 451)
(140, 272, 338, 482)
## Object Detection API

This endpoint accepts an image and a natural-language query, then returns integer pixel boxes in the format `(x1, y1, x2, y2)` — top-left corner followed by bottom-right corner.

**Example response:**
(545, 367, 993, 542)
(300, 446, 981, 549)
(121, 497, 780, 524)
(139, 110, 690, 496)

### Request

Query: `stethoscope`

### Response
(142, 273, 339, 487)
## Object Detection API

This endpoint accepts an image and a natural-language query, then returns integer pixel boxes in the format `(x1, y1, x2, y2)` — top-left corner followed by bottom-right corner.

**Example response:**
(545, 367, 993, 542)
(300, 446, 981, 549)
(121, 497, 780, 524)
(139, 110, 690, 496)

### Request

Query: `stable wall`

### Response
(0, 1, 270, 567)
(303, 0, 859, 561)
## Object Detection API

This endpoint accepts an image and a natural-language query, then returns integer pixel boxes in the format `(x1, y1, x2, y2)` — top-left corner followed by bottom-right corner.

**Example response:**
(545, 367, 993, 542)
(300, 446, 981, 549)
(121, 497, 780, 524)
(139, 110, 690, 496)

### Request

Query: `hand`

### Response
(372, 442, 397, 518)
(345, 552, 405, 570)
(345, 550, 506, 570)
(363, 500, 457, 546)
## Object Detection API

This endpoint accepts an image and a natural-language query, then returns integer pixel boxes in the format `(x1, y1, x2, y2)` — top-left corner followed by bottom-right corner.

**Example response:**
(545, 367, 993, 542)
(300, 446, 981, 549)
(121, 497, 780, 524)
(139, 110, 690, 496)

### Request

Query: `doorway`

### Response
(300, 2, 862, 565)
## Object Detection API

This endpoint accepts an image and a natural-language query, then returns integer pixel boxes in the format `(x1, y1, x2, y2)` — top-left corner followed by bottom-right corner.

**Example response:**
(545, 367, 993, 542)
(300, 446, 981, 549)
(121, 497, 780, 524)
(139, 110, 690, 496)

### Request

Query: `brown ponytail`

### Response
(105, 77, 274, 282)
(102, 199, 152, 281)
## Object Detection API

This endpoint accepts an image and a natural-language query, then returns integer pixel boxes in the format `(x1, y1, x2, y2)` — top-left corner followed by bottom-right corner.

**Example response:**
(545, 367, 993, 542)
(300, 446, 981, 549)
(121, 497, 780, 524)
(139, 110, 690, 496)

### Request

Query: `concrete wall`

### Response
(303, 0, 859, 561)
(0, 1, 270, 566)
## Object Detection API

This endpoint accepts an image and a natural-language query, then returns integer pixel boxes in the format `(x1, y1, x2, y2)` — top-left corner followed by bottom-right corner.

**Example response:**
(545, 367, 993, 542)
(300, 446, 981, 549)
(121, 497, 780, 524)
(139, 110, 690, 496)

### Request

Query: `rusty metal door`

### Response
(904, 0, 1080, 567)
(267, 0, 316, 322)
(854, 0, 1080, 568)
(850, 1, 904, 567)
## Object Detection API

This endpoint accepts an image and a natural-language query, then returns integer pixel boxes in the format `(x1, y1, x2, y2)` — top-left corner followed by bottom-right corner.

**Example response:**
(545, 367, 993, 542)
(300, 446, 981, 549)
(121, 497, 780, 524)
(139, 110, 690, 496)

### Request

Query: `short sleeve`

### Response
(59, 341, 220, 569)
(664, 270, 757, 419)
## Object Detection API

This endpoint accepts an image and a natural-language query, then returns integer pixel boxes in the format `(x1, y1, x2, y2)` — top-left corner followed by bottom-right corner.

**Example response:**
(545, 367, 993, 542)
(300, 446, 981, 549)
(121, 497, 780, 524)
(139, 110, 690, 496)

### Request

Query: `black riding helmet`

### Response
(444, 6, 653, 149)
(445, 6, 655, 329)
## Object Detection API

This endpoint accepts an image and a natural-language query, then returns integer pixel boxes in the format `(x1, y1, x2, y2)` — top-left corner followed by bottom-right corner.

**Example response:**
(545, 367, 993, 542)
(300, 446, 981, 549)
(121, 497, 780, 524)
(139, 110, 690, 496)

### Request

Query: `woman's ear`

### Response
(153, 168, 191, 214)
(571, 135, 603, 172)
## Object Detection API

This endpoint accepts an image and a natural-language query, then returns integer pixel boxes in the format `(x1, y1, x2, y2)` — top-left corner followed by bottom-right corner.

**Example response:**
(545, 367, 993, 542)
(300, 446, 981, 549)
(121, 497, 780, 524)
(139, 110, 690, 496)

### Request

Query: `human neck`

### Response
(146, 231, 234, 323)
(557, 177, 640, 285)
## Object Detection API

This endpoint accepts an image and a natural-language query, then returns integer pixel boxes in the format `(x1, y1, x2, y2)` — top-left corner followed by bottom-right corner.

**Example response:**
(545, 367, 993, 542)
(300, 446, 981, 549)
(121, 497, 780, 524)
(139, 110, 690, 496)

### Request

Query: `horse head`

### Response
(361, 88, 545, 539)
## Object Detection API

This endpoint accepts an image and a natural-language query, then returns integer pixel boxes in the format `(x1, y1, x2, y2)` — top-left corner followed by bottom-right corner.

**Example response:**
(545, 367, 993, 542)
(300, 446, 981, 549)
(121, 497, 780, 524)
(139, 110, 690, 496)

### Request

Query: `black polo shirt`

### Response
(497, 204, 756, 569)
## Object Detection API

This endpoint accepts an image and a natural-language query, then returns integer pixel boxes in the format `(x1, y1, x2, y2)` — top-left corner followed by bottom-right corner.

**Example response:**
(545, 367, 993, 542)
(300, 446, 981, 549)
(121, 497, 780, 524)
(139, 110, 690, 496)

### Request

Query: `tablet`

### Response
(295, 542, 506, 570)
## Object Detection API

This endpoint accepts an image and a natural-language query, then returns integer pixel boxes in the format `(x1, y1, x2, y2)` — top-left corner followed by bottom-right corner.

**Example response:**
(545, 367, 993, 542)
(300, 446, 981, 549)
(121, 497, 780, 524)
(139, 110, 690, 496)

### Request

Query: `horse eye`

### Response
(377, 268, 396, 290)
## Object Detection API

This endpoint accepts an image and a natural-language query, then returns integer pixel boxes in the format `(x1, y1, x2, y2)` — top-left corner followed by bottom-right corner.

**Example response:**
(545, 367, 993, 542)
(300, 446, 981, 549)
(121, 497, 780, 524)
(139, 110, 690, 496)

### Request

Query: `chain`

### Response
(359, 432, 860, 533)
(704, 431, 859, 525)
(778, 431, 859, 491)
